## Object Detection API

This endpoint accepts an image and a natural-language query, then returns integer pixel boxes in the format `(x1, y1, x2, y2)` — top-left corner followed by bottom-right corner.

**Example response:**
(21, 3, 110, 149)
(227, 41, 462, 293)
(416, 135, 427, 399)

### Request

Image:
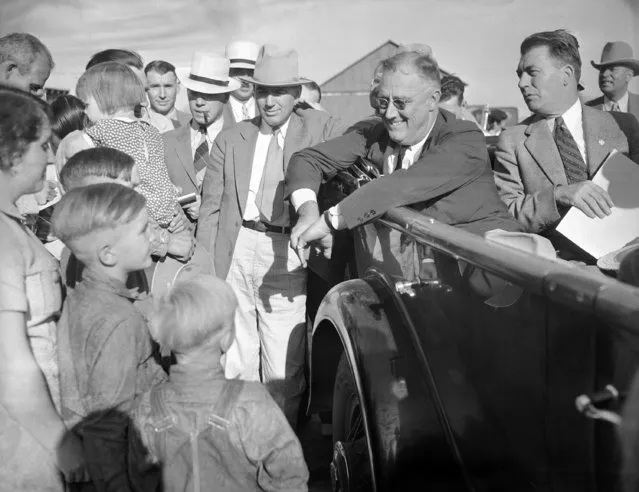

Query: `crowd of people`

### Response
(0, 26, 639, 491)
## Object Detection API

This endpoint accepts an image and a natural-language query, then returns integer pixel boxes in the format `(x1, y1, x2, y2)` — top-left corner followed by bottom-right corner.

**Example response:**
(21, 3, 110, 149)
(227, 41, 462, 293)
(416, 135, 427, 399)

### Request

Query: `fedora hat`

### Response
(591, 41, 639, 74)
(239, 44, 311, 87)
(225, 41, 260, 70)
(176, 52, 241, 94)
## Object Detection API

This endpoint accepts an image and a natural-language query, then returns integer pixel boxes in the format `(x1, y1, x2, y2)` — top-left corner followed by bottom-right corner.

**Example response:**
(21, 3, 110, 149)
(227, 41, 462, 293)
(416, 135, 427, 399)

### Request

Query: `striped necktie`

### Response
(553, 116, 587, 184)
(610, 101, 621, 112)
(193, 126, 208, 173)
(394, 145, 408, 172)
(242, 103, 250, 120)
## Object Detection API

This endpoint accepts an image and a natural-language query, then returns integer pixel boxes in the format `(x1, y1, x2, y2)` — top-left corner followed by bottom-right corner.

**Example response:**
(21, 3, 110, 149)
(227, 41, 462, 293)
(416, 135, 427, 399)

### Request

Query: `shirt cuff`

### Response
(328, 205, 346, 230)
(290, 188, 317, 211)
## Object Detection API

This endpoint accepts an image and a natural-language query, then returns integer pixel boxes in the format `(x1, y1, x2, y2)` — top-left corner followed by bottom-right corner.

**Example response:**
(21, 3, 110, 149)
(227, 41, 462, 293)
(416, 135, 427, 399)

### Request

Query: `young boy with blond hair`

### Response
(52, 183, 166, 490)
(130, 274, 309, 492)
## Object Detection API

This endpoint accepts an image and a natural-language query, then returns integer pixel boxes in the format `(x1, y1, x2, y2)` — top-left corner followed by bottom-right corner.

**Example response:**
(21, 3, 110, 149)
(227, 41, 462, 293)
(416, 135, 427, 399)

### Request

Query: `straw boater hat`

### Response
(225, 41, 261, 70)
(591, 41, 639, 75)
(176, 52, 241, 94)
(239, 45, 311, 87)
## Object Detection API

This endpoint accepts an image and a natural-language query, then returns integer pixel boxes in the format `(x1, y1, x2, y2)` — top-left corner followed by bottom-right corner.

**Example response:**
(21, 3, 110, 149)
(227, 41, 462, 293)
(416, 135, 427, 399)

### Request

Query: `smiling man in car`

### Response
(197, 45, 344, 428)
(287, 48, 521, 261)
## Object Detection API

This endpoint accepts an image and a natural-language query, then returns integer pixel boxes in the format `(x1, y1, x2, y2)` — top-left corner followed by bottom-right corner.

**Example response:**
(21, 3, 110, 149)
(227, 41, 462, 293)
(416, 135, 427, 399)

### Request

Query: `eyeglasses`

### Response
(374, 96, 411, 111)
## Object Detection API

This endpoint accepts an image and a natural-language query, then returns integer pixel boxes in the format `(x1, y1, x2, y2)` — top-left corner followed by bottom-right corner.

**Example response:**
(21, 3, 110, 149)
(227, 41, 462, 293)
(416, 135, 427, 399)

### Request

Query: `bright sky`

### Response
(1, 0, 638, 117)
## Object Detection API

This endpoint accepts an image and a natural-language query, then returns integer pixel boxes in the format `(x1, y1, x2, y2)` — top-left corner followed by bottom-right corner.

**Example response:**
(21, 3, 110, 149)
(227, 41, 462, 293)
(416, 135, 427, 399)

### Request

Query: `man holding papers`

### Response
(493, 30, 639, 240)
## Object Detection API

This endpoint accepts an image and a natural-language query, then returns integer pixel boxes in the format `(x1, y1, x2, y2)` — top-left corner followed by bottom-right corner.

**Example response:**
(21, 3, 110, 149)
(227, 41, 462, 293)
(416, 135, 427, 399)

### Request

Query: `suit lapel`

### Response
(582, 105, 616, 176)
(171, 126, 198, 188)
(524, 116, 567, 185)
(234, 119, 260, 215)
(283, 113, 304, 170)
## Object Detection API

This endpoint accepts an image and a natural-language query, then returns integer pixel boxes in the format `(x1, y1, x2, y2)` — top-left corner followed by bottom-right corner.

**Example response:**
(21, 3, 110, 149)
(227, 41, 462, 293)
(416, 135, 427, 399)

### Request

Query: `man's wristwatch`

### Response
(323, 210, 338, 232)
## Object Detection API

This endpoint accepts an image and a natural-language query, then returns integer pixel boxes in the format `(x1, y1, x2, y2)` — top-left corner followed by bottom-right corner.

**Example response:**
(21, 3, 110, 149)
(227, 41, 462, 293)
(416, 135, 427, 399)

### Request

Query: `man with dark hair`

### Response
(288, 50, 521, 259)
(301, 81, 321, 104)
(437, 74, 479, 125)
(493, 30, 639, 251)
(145, 60, 190, 128)
(0, 32, 54, 98)
(486, 109, 508, 136)
(586, 41, 639, 122)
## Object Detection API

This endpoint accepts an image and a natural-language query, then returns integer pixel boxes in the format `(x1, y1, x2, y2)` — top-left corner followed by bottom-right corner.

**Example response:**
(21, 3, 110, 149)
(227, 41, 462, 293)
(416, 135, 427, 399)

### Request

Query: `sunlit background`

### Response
(1, 0, 637, 118)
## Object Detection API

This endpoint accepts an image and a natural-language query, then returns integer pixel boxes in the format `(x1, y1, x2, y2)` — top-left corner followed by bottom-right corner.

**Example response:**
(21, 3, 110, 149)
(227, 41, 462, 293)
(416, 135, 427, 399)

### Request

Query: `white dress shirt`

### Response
(603, 92, 629, 113)
(547, 98, 587, 163)
(243, 118, 290, 221)
(229, 96, 256, 123)
(189, 117, 225, 158)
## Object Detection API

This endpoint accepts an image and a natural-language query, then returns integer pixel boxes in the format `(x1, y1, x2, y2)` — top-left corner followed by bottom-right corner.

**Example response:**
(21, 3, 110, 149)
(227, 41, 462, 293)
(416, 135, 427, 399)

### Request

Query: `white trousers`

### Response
(224, 226, 307, 426)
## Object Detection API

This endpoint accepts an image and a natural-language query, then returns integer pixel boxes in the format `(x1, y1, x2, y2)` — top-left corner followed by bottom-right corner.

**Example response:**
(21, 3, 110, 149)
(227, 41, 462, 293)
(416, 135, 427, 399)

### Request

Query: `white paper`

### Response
(556, 150, 639, 258)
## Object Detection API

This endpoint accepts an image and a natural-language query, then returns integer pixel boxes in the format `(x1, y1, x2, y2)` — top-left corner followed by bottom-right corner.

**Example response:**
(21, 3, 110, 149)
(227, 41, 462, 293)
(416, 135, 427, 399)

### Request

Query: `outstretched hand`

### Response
(295, 214, 334, 268)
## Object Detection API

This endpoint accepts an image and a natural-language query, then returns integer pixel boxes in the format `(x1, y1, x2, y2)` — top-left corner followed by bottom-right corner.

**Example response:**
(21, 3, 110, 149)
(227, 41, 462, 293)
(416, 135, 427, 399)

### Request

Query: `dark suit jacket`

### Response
(494, 104, 639, 233)
(197, 109, 346, 279)
(162, 117, 234, 195)
(285, 109, 521, 236)
(586, 91, 639, 123)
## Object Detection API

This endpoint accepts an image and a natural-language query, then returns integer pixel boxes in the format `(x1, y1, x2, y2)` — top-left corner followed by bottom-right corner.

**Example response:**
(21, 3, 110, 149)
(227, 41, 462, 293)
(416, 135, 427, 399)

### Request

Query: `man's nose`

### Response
(384, 101, 398, 119)
(518, 74, 529, 90)
(160, 86, 166, 98)
(265, 94, 276, 106)
(196, 97, 205, 106)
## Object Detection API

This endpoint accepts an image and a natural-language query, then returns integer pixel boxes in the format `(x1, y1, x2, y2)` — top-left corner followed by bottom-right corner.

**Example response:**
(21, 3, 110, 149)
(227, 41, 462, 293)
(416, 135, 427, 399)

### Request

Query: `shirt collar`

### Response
(261, 115, 291, 138)
(604, 91, 629, 111)
(0, 198, 24, 221)
(230, 95, 254, 110)
(547, 98, 581, 132)
(82, 266, 148, 301)
(190, 116, 225, 141)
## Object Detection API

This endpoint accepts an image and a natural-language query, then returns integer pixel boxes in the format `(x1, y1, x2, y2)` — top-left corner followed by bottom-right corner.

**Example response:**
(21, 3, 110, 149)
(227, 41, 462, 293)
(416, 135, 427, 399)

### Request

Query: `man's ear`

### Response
(429, 88, 441, 110)
(98, 244, 117, 267)
(562, 64, 575, 86)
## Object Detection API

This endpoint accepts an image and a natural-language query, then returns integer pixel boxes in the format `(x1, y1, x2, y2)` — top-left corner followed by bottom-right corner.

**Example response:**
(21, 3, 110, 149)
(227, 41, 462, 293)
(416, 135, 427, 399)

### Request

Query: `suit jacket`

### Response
(163, 117, 234, 196)
(172, 109, 191, 128)
(286, 109, 521, 236)
(493, 103, 639, 233)
(197, 109, 346, 279)
(586, 91, 639, 123)
(222, 102, 238, 127)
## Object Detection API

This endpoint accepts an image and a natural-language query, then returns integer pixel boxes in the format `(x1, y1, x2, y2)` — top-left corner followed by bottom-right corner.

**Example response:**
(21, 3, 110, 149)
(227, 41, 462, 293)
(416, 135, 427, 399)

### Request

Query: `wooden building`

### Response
(320, 40, 451, 126)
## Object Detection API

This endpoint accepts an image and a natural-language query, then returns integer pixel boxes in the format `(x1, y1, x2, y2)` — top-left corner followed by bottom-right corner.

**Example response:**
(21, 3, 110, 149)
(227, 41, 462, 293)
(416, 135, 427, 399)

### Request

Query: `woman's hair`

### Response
(59, 147, 134, 192)
(76, 62, 146, 116)
(50, 94, 88, 140)
(85, 48, 143, 71)
(150, 275, 238, 355)
(0, 86, 52, 172)
(52, 182, 146, 246)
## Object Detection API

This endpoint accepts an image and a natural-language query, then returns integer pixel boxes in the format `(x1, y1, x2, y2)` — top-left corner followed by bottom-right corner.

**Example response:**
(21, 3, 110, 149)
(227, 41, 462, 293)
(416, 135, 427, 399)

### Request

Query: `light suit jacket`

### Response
(493, 104, 636, 233)
(197, 109, 345, 279)
(162, 118, 234, 195)
(586, 91, 639, 123)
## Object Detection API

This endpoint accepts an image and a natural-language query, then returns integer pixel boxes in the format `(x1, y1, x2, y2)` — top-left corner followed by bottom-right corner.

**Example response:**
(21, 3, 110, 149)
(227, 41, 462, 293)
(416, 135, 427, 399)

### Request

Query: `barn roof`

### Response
(321, 39, 453, 94)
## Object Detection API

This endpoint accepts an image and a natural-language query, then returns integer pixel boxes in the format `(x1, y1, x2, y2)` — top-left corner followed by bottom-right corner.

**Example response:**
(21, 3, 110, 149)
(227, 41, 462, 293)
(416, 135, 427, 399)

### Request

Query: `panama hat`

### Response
(239, 44, 311, 87)
(176, 52, 241, 94)
(597, 242, 639, 272)
(225, 41, 260, 70)
(591, 41, 639, 74)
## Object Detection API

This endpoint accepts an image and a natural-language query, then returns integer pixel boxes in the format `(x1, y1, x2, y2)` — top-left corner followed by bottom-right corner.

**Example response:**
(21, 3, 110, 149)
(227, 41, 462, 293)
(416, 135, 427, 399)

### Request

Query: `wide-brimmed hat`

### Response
(239, 45, 311, 87)
(225, 41, 260, 70)
(591, 41, 639, 74)
(176, 52, 241, 94)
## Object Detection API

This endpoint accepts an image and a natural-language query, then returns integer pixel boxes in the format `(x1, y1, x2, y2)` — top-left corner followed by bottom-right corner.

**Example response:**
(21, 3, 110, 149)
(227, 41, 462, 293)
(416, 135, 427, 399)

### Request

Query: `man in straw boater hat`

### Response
(586, 41, 639, 122)
(197, 45, 345, 427)
(222, 40, 261, 124)
(163, 52, 238, 222)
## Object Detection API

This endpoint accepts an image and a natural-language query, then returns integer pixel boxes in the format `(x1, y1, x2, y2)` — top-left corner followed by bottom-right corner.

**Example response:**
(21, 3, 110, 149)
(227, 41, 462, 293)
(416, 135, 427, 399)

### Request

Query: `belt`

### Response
(242, 220, 291, 235)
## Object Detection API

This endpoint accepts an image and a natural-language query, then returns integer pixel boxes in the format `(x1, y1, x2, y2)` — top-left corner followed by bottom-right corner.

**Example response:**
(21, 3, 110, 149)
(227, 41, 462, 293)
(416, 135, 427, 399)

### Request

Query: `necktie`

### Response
(256, 129, 286, 224)
(242, 103, 250, 120)
(610, 102, 621, 112)
(553, 116, 587, 184)
(193, 126, 209, 173)
(394, 145, 408, 172)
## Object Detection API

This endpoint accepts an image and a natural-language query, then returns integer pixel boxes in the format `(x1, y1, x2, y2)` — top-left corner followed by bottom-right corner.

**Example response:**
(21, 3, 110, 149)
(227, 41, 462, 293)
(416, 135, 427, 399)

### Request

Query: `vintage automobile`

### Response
(306, 191, 639, 491)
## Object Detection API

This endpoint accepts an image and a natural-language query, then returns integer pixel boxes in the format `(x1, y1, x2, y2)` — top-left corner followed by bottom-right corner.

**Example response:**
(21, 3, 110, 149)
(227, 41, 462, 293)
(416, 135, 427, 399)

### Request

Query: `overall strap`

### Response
(208, 380, 245, 429)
